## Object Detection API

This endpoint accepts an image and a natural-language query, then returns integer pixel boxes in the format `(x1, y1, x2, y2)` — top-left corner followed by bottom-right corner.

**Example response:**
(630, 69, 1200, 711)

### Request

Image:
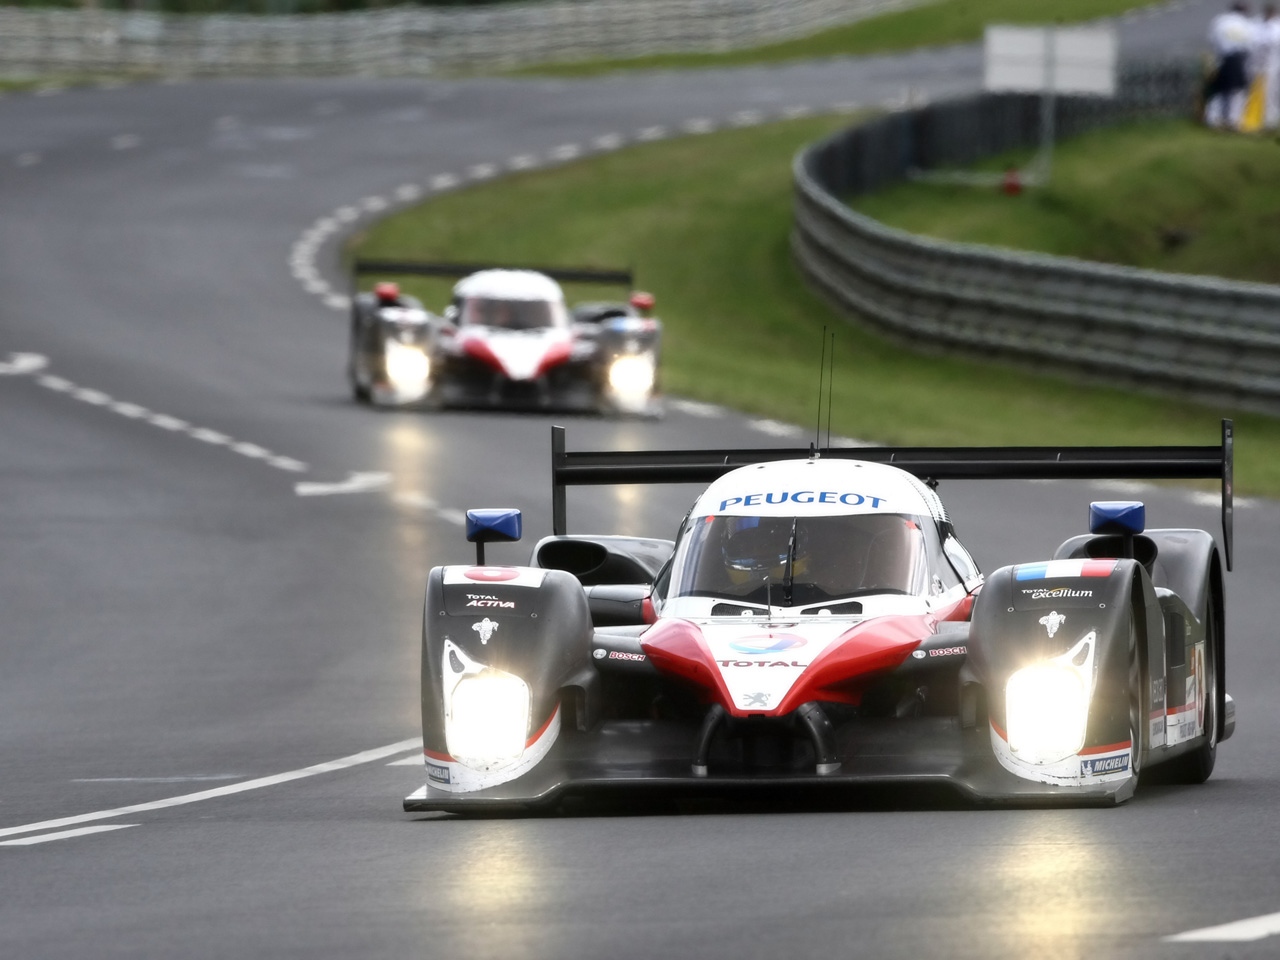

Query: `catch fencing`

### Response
(0, 0, 923, 76)
(792, 61, 1280, 412)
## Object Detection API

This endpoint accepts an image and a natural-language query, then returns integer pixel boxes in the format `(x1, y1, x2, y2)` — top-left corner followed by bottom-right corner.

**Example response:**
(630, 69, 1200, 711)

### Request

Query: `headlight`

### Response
(607, 354, 655, 397)
(384, 340, 429, 388)
(445, 670, 531, 768)
(1005, 632, 1095, 764)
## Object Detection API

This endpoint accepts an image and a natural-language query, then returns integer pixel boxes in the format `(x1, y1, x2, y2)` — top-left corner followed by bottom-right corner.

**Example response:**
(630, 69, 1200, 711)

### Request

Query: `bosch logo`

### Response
(607, 651, 647, 662)
(928, 645, 967, 658)
(729, 634, 806, 655)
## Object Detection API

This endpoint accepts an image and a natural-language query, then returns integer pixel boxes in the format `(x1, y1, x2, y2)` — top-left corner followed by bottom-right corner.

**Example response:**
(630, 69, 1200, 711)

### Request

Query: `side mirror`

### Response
(465, 508, 522, 565)
(1089, 501, 1144, 561)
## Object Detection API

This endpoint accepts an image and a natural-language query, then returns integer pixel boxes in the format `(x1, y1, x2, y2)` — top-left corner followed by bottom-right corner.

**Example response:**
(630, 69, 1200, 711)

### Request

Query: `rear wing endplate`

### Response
(351, 259, 633, 292)
(550, 420, 1235, 571)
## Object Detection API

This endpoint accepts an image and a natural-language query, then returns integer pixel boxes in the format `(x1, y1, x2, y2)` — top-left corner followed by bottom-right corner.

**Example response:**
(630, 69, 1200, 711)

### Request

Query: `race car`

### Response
(347, 260, 662, 415)
(404, 423, 1236, 811)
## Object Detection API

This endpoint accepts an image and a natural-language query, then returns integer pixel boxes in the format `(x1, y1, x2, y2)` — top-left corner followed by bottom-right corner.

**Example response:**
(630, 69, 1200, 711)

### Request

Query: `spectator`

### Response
(1206, 1, 1257, 129)
(1258, 3, 1280, 128)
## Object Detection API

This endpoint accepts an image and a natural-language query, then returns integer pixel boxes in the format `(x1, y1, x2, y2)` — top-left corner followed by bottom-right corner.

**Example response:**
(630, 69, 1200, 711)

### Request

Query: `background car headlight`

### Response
(607, 354, 655, 398)
(445, 670, 530, 768)
(384, 341, 429, 388)
(1005, 633, 1095, 765)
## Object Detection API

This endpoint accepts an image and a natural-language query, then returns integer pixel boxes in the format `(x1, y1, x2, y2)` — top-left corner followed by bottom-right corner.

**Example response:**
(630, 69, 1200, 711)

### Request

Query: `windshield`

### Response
(666, 513, 927, 608)
(458, 296, 568, 331)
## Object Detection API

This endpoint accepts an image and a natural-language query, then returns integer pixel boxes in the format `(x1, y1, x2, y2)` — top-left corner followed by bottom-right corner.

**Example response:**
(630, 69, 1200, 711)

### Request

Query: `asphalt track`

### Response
(3, 2, 1280, 956)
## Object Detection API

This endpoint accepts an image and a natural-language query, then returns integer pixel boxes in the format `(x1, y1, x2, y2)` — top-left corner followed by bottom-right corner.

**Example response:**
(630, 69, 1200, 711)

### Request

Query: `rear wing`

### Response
(550, 421, 1235, 571)
(351, 259, 633, 295)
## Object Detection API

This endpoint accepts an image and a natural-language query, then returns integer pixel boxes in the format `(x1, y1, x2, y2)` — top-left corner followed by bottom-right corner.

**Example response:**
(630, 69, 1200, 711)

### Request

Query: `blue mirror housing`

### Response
(466, 508, 523, 544)
(1090, 501, 1145, 536)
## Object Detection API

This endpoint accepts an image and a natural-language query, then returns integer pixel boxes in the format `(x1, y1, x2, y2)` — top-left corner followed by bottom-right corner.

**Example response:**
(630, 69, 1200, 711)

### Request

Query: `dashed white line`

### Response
(334, 206, 360, 223)
(749, 419, 806, 438)
(1, 825, 139, 847)
(782, 105, 814, 120)
(394, 184, 423, 202)
(294, 472, 391, 497)
(593, 133, 624, 150)
(549, 144, 581, 161)
(508, 154, 539, 170)
(1165, 911, 1280, 942)
(147, 414, 189, 431)
(430, 173, 460, 190)
(468, 163, 498, 179)
(387, 754, 423, 766)
(668, 398, 725, 418)
(71, 387, 111, 405)
(360, 196, 388, 213)
(637, 125, 667, 141)
(34, 86, 64, 97)
(189, 428, 231, 445)
(731, 110, 764, 127)
(682, 118, 715, 134)
(0, 352, 48, 376)
(0, 738, 420, 842)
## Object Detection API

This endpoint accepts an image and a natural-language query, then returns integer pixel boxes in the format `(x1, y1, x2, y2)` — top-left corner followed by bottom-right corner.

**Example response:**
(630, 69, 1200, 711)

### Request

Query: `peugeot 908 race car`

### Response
(405, 424, 1236, 811)
(347, 260, 661, 415)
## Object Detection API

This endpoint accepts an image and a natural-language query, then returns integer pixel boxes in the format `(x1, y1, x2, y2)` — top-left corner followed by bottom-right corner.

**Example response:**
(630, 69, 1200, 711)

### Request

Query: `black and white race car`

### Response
(347, 260, 661, 415)
(405, 423, 1237, 812)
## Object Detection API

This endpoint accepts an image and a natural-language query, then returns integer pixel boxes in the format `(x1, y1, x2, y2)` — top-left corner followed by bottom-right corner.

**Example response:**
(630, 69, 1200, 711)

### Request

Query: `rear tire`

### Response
(1127, 608, 1145, 784)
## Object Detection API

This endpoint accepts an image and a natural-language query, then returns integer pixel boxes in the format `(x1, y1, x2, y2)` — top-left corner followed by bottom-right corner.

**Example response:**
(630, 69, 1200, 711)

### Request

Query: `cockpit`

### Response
(664, 513, 928, 611)
(458, 296, 569, 331)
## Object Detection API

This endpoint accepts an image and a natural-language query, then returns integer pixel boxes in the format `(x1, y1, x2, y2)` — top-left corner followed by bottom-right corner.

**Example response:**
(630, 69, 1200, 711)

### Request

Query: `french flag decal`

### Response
(1015, 559, 1118, 581)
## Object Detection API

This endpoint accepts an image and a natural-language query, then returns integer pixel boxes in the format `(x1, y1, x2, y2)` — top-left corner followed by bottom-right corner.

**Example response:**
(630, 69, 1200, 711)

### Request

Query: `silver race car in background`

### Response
(347, 260, 662, 415)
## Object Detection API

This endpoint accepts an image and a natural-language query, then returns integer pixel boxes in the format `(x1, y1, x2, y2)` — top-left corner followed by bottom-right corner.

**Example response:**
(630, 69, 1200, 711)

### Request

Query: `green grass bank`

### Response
(348, 115, 1280, 496)
(512, 0, 1166, 77)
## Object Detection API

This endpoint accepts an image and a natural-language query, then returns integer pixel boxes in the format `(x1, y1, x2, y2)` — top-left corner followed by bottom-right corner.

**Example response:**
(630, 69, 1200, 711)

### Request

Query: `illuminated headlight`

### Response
(445, 670, 531, 768)
(384, 340, 429, 388)
(1005, 632, 1096, 764)
(607, 354, 655, 398)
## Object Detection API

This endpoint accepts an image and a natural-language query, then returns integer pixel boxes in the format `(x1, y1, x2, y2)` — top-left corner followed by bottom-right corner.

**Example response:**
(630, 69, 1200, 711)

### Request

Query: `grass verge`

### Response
(347, 115, 1280, 496)
(854, 119, 1280, 284)
(510, 0, 1165, 77)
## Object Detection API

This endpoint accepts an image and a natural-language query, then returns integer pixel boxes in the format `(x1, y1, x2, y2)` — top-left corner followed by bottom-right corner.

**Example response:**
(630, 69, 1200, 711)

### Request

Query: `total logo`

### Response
(729, 634, 807, 655)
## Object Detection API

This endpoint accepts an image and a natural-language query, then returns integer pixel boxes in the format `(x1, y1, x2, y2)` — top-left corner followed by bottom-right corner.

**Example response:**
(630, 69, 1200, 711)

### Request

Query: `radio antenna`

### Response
(825, 330, 835, 450)
(815, 325, 828, 451)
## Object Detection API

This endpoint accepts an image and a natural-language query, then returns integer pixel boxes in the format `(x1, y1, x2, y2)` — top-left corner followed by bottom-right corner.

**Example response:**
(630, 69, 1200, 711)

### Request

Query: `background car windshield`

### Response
(667, 513, 927, 607)
(461, 297, 566, 330)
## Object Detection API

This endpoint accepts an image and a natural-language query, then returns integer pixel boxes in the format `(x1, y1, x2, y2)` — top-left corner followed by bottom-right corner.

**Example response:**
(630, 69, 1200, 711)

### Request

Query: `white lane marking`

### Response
(387, 754, 423, 766)
(0, 738, 420, 841)
(0, 352, 47, 375)
(323, 293, 350, 311)
(73, 776, 241, 783)
(749, 419, 805, 438)
(295, 471, 392, 497)
(395, 184, 422, 202)
(468, 163, 497, 179)
(110, 133, 141, 150)
(15, 152, 41, 168)
(508, 154, 539, 170)
(1, 825, 138, 847)
(360, 196, 387, 213)
(549, 143, 581, 161)
(34, 86, 64, 97)
(430, 173, 460, 190)
(1165, 911, 1280, 942)
(637, 125, 667, 141)
(334, 205, 360, 222)
(782, 105, 813, 120)
(668, 398, 724, 418)
(1091, 479, 1155, 495)
(593, 133, 623, 150)
(24, 359, 313, 477)
(731, 110, 763, 126)
(682, 118, 715, 134)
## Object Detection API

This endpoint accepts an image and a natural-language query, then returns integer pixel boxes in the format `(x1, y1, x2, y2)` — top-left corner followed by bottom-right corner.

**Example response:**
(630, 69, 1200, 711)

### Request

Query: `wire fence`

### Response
(0, 0, 925, 76)
(792, 61, 1280, 414)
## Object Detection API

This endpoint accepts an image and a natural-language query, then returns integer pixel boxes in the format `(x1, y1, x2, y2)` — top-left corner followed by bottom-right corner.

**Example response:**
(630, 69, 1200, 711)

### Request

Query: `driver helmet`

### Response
(721, 517, 810, 586)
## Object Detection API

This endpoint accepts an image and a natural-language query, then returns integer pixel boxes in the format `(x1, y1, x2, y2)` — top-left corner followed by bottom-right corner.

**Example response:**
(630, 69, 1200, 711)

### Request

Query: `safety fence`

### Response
(792, 61, 1280, 412)
(0, 0, 923, 76)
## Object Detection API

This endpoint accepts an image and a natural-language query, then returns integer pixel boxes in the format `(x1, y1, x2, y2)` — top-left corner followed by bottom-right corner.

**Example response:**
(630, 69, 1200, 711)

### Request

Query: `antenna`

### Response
(815, 325, 827, 451)
(825, 330, 835, 450)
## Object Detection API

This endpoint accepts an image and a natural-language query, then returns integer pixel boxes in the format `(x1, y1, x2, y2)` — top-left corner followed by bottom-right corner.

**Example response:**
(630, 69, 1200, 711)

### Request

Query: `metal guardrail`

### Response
(791, 62, 1280, 412)
(0, 0, 924, 76)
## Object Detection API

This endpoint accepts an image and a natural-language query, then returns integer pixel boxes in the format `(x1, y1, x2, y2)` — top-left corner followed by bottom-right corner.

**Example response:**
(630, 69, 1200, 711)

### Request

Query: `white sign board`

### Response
(984, 25, 1117, 97)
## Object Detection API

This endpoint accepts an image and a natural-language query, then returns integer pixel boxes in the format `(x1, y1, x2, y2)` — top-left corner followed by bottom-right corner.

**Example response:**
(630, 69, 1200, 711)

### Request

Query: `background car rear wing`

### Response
(351, 259, 633, 293)
(550, 421, 1235, 570)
